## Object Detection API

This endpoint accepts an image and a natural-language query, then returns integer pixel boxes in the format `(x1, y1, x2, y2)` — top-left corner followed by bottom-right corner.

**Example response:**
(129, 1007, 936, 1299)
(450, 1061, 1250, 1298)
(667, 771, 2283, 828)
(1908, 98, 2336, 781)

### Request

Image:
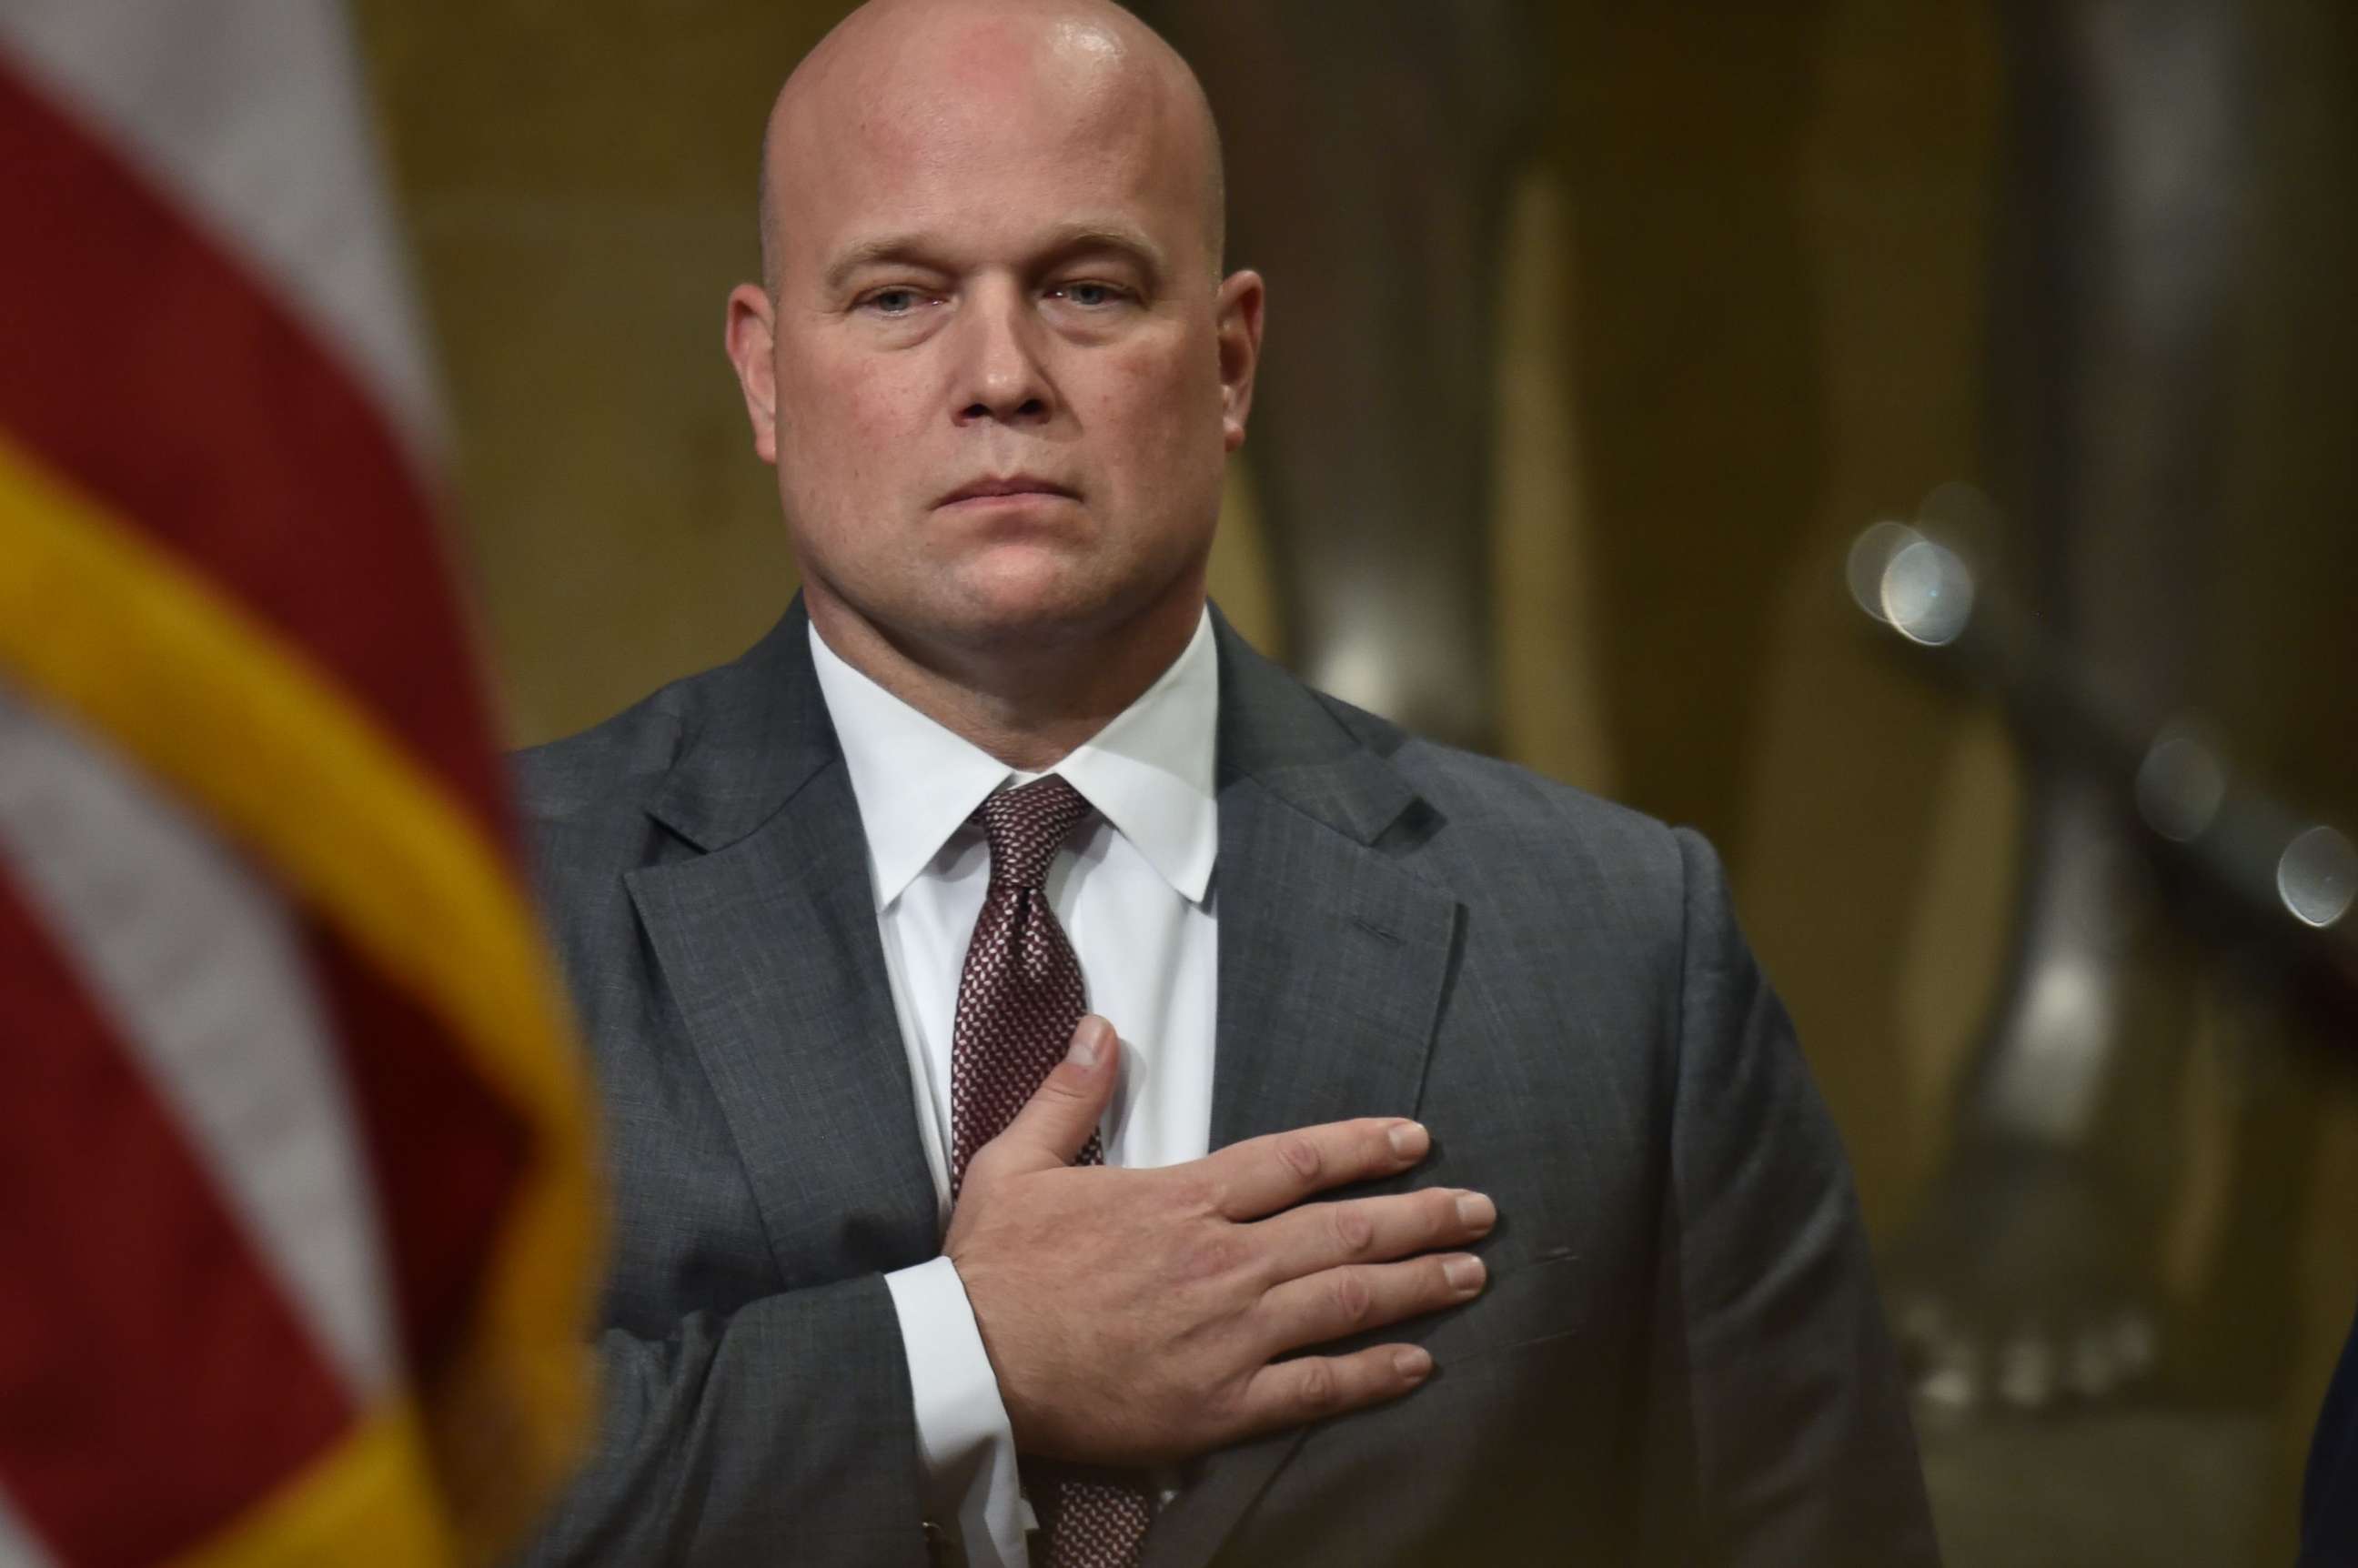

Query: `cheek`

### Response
(1084, 341, 1224, 487)
(776, 356, 929, 499)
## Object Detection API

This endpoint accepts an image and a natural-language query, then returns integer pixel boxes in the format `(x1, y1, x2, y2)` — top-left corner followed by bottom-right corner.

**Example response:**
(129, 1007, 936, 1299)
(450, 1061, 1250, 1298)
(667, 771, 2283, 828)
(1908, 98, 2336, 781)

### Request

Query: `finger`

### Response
(1257, 1253, 1486, 1355)
(1205, 1118, 1431, 1221)
(967, 1015, 1118, 1180)
(1250, 1188, 1496, 1283)
(1230, 1343, 1436, 1442)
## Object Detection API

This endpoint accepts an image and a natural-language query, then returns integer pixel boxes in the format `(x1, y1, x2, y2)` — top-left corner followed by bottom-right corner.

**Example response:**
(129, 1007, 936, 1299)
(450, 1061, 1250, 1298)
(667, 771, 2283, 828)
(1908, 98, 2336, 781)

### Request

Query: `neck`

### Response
(804, 578, 1206, 771)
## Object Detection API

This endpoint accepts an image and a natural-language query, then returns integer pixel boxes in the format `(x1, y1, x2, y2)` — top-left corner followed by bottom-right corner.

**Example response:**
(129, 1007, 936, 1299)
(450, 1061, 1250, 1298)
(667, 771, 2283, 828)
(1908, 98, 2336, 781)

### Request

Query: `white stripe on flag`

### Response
(0, 1491, 60, 1568)
(0, 0, 440, 458)
(0, 684, 398, 1402)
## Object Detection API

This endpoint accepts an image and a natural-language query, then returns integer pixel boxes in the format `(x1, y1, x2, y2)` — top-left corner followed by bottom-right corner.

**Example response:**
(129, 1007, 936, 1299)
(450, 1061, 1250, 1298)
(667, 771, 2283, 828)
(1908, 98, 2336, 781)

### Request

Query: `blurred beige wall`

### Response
(355, 1, 826, 746)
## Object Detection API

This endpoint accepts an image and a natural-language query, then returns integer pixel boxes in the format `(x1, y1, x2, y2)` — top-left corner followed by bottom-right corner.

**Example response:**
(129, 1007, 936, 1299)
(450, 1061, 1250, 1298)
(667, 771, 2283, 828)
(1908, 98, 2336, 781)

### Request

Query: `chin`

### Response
(942, 547, 1123, 630)
(821, 535, 1201, 656)
(942, 584, 1112, 649)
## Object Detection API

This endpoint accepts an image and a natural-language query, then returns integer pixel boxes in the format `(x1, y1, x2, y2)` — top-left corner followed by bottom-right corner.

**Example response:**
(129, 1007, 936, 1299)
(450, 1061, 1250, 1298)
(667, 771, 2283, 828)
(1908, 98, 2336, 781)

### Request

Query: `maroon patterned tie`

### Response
(949, 776, 1155, 1568)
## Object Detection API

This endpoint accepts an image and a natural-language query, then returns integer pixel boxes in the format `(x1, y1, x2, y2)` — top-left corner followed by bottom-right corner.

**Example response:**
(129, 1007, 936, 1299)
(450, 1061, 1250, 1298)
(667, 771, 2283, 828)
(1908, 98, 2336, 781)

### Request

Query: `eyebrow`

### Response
(821, 222, 1170, 295)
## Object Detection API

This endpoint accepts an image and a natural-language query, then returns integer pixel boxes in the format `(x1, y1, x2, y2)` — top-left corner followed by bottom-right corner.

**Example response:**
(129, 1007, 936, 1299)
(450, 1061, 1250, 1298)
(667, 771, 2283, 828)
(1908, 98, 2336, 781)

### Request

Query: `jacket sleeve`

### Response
(513, 1273, 932, 1567)
(1643, 828, 1940, 1567)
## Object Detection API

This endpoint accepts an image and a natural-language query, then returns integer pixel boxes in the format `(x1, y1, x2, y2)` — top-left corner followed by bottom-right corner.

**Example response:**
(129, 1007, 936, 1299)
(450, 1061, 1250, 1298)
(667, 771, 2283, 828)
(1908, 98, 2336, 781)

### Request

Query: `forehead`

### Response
(770, 17, 1206, 274)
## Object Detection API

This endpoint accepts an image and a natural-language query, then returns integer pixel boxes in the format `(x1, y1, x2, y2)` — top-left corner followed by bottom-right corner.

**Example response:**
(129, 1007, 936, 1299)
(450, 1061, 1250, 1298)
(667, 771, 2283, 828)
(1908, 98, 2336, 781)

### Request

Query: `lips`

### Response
(936, 474, 1078, 507)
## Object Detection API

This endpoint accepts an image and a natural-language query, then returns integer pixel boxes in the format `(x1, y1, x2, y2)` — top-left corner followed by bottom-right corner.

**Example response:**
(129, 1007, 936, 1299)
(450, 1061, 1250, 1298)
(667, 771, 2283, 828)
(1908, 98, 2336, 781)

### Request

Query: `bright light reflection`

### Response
(2278, 825, 2358, 930)
(1879, 538, 1976, 647)
(1847, 521, 1923, 623)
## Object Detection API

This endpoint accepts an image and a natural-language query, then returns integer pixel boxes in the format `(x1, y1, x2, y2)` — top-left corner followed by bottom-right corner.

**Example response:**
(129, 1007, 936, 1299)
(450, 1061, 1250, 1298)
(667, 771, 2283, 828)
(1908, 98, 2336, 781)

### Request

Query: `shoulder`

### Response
(514, 672, 699, 831)
(2305, 1307, 2358, 1557)
(1314, 690, 1709, 935)
(513, 674, 697, 822)
(1298, 691, 1757, 1047)
(506, 657, 739, 907)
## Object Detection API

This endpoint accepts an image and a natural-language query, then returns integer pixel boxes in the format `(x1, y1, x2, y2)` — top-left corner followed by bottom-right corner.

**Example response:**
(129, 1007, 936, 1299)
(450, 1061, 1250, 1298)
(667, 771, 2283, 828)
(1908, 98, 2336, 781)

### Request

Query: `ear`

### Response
(1214, 268, 1265, 454)
(724, 282, 781, 466)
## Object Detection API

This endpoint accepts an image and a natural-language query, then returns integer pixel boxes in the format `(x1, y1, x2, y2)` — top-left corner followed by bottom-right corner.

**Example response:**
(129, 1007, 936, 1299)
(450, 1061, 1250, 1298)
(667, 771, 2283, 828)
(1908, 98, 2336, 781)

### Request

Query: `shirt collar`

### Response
(808, 608, 1219, 911)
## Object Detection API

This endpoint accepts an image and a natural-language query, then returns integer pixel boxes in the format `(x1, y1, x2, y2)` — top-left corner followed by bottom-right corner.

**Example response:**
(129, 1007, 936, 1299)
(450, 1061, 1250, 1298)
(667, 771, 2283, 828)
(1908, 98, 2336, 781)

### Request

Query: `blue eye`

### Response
(1056, 282, 1122, 307)
(868, 287, 920, 315)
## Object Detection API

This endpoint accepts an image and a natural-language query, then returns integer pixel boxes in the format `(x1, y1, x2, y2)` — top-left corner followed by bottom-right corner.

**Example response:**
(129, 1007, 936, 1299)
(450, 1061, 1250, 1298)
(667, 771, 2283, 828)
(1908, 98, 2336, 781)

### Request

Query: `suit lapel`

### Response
(625, 602, 938, 1282)
(1205, 771, 1462, 1149)
(1141, 617, 1465, 1568)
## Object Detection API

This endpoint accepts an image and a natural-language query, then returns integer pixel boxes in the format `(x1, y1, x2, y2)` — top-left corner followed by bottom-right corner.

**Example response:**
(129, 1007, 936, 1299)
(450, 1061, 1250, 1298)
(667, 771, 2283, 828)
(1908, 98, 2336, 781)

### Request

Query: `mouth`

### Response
(935, 474, 1079, 508)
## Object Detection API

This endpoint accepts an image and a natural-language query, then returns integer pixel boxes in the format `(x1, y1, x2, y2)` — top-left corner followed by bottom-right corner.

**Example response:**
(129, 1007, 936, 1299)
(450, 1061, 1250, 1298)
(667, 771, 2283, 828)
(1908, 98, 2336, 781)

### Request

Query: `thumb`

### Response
(979, 1015, 1118, 1176)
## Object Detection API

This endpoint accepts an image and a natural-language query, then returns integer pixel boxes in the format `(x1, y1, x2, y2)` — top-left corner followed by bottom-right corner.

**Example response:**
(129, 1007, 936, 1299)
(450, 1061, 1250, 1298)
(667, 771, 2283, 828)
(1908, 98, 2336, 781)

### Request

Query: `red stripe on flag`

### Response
(0, 869, 354, 1566)
(307, 929, 532, 1379)
(0, 56, 511, 852)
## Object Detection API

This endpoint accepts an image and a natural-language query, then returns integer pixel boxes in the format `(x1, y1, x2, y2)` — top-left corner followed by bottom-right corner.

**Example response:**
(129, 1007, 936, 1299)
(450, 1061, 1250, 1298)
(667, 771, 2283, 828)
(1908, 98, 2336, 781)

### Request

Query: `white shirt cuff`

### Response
(884, 1254, 1033, 1568)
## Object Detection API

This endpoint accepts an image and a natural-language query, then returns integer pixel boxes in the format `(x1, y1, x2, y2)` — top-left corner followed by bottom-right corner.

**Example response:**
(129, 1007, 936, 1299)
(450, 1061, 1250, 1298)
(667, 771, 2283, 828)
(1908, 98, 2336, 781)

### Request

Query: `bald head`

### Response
(757, 0, 1224, 294)
(720, 0, 1266, 732)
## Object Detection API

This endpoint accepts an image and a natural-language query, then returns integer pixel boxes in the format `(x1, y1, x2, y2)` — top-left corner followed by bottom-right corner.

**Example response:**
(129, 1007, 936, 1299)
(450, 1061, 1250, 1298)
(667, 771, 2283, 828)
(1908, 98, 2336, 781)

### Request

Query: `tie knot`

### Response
(974, 775, 1093, 889)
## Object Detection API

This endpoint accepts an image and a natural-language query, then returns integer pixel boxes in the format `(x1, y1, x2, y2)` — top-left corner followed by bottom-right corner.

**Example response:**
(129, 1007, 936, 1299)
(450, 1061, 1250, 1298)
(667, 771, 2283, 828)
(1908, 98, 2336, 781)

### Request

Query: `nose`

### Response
(951, 279, 1054, 427)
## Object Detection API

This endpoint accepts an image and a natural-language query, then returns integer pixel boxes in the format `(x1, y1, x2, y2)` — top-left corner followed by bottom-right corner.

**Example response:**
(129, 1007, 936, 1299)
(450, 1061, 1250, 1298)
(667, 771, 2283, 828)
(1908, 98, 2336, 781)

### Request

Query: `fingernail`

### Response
(1455, 1192, 1496, 1231)
(1393, 1346, 1433, 1381)
(1443, 1255, 1485, 1293)
(1387, 1121, 1429, 1160)
(1067, 1016, 1109, 1069)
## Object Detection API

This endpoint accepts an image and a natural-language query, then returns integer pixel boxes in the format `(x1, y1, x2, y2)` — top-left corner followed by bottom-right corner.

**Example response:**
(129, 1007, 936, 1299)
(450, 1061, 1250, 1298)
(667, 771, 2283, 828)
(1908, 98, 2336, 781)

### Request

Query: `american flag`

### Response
(0, 4, 601, 1563)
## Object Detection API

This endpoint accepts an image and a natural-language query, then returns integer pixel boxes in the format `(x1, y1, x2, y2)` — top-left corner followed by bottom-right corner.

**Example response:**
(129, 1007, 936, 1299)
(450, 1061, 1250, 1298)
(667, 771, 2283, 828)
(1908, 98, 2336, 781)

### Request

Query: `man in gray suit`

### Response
(514, 0, 1937, 1563)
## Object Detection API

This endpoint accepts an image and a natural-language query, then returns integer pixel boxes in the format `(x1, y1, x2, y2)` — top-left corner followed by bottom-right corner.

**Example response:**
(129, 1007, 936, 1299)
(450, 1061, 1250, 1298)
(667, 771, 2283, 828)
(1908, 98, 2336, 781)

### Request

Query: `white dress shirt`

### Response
(807, 612, 1221, 1568)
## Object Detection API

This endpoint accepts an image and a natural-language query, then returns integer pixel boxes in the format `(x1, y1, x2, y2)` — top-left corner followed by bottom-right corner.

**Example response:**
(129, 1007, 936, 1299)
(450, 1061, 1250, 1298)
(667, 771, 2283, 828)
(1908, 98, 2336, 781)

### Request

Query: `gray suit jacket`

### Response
(511, 599, 1936, 1566)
